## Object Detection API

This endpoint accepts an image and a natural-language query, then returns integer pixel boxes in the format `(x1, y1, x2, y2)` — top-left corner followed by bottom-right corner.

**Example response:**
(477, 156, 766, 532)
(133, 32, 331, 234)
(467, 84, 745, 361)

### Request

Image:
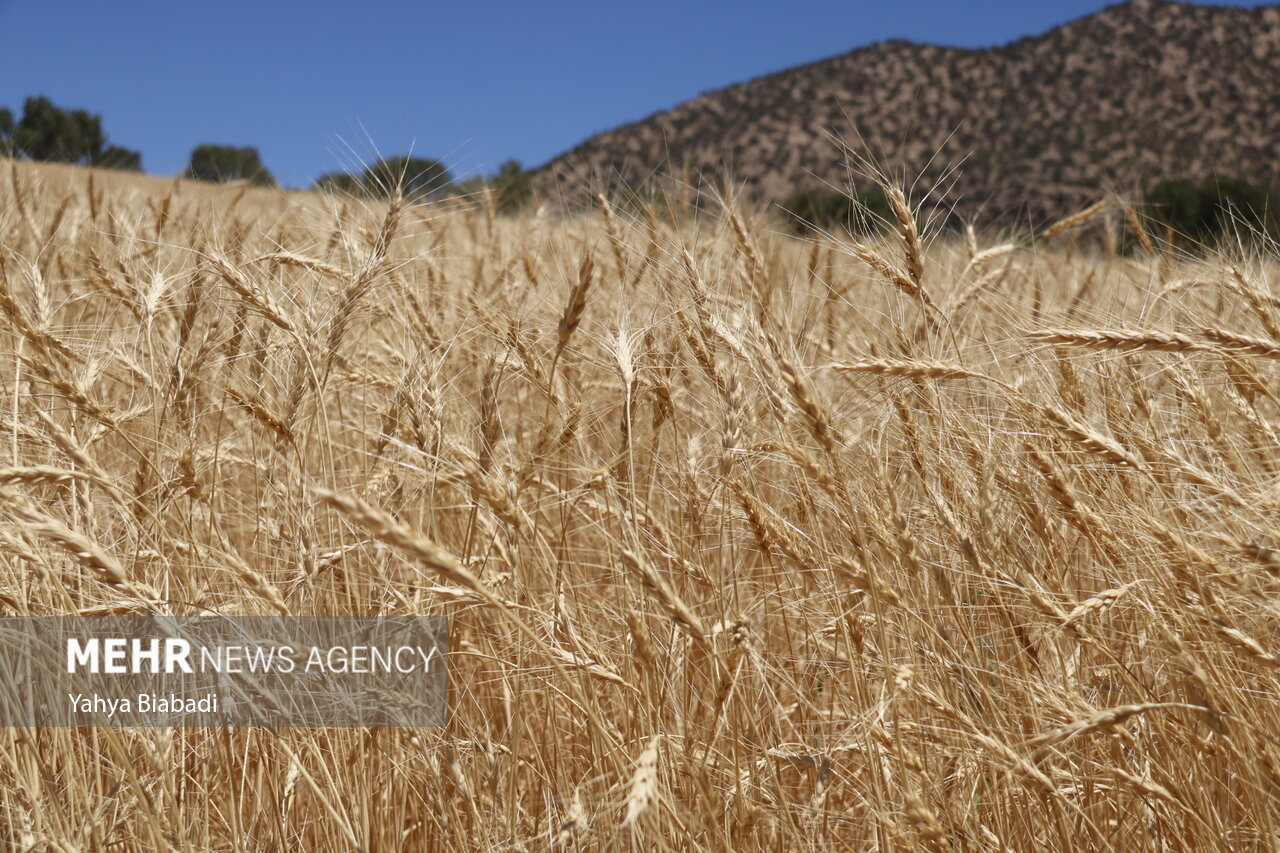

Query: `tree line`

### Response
(1, 94, 537, 211)
(20, 91, 1271, 238)
(779, 176, 1280, 248)
(312, 156, 534, 212)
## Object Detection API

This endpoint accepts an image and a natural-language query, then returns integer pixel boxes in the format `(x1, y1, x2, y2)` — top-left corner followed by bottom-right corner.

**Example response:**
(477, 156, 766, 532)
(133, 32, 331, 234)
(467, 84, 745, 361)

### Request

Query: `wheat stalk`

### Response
(1027, 328, 1208, 354)
(621, 735, 662, 828)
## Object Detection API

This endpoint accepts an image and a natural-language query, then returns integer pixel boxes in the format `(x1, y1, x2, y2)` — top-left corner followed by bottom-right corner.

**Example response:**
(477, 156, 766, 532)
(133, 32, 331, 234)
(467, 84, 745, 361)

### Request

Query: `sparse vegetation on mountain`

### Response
(539, 1, 1280, 225)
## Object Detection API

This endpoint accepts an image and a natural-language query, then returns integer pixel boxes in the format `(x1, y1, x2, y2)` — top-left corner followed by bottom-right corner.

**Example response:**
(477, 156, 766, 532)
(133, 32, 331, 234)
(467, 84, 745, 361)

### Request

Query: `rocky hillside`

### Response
(537, 1, 1280, 222)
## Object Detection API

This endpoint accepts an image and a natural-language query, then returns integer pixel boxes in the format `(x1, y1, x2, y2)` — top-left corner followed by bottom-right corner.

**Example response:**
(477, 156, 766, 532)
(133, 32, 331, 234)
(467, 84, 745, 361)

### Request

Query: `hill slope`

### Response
(537, 1, 1280, 222)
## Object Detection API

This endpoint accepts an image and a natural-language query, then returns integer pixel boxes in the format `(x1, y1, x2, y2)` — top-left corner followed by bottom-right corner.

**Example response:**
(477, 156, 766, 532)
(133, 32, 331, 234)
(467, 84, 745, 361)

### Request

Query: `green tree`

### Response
(0, 107, 13, 156)
(606, 182, 664, 218)
(312, 171, 363, 194)
(185, 144, 275, 186)
(13, 96, 83, 161)
(5, 96, 140, 169)
(490, 159, 534, 213)
(93, 145, 142, 172)
(360, 155, 452, 202)
(19, 99, 101, 162)
(448, 175, 488, 200)
(778, 187, 892, 235)
(1144, 175, 1278, 246)
(311, 157, 456, 202)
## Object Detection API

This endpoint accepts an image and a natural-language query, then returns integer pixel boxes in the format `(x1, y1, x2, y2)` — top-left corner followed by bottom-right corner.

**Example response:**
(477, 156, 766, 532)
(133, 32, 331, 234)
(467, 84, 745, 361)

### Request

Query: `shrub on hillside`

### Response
(1144, 175, 1278, 245)
(490, 159, 535, 213)
(185, 145, 275, 186)
(361, 156, 452, 202)
(313, 171, 363, 195)
(441, 161, 536, 215)
(95, 145, 142, 172)
(312, 156, 455, 203)
(778, 187, 893, 235)
(0, 108, 13, 157)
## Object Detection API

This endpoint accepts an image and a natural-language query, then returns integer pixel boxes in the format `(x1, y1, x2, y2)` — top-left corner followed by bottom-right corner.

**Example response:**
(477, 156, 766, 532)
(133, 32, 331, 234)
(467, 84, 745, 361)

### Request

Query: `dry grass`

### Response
(1, 157, 1279, 851)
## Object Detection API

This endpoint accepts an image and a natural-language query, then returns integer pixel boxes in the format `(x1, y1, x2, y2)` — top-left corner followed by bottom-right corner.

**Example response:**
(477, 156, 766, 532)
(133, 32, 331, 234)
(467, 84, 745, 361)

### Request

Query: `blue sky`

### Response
(0, 1, 1270, 187)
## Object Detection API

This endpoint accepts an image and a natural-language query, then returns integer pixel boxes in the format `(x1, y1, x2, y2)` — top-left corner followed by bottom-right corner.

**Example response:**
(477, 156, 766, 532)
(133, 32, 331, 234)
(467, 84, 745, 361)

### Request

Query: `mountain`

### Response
(535, 1, 1280, 223)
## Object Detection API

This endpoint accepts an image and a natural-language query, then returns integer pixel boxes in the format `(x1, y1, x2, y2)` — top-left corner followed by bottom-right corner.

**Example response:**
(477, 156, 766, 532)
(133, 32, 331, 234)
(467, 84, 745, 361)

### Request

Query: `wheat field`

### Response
(0, 158, 1278, 851)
